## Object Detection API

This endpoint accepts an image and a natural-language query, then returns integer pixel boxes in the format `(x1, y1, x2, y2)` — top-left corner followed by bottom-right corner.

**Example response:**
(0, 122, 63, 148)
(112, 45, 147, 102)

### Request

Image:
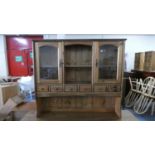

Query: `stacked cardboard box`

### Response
(0, 82, 19, 109)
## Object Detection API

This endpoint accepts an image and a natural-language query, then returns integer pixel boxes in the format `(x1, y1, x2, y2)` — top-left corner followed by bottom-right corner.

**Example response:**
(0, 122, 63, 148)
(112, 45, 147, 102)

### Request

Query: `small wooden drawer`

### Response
(94, 85, 107, 92)
(37, 85, 49, 92)
(79, 84, 92, 92)
(94, 84, 121, 92)
(109, 85, 121, 92)
(50, 84, 63, 92)
(64, 84, 77, 92)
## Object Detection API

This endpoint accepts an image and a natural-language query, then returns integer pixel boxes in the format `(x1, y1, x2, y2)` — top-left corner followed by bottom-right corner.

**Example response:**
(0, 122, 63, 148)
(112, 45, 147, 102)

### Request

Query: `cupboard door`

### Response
(35, 42, 63, 83)
(94, 41, 124, 83)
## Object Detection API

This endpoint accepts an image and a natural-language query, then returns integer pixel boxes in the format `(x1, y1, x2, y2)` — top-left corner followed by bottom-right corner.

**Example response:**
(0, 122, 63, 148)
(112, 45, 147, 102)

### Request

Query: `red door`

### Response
(24, 49, 34, 76)
(6, 35, 43, 76)
(8, 49, 29, 76)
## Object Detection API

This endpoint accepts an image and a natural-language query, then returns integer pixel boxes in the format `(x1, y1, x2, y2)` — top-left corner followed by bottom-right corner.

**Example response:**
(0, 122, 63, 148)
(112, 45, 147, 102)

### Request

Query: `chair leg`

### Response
(151, 102, 155, 116)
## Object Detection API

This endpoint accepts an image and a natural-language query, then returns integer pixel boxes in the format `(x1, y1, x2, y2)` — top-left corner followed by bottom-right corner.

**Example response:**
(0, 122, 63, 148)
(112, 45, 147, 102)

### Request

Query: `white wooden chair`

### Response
(133, 77, 155, 115)
(125, 77, 143, 108)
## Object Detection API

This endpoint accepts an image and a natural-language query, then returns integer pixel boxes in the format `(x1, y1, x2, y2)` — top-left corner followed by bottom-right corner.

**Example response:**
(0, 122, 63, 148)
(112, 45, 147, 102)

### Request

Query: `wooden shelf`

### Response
(99, 65, 116, 67)
(65, 81, 91, 84)
(37, 92, 121, 97)
(45, 108, 114, 113)
(65, 65, 92, 68)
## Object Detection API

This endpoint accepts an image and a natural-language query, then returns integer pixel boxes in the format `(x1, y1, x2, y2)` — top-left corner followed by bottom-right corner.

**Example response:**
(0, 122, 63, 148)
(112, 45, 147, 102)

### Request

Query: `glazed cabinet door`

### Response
(34, 41, 63, 83)
(94, 41, 124, 83)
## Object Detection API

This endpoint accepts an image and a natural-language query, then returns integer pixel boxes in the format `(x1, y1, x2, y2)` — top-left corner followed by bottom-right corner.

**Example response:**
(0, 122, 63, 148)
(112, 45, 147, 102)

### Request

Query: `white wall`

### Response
(43, 34, 155, 71)
(0, 35, 8, 77)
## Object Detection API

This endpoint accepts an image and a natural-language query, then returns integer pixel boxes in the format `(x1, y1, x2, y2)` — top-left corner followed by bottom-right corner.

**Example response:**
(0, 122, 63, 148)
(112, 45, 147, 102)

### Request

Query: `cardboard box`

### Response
(0, 82, 19, 109)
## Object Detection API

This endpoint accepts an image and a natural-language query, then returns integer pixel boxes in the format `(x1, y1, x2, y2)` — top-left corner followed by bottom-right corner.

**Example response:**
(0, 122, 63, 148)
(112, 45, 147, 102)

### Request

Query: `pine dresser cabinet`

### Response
(33, 39, 126, 120)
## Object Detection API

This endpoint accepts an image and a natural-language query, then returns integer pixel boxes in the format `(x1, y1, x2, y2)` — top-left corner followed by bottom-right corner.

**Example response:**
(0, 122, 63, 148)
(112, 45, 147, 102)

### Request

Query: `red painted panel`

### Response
(6, 35, 43, 50)
(24, 49, 33, 76)
(8, 50, 29, 76)
(6, 35, 43, 76)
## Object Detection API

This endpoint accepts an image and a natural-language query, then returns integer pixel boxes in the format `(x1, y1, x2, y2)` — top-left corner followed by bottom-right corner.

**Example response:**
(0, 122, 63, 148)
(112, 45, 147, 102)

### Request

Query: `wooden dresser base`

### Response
(36, 96, 121, 120)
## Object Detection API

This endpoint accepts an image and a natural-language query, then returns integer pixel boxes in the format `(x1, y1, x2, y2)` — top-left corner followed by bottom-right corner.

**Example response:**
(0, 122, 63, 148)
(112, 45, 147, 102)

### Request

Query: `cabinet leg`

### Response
(36, 98, 43, 117)
(115, 97, 121, 119)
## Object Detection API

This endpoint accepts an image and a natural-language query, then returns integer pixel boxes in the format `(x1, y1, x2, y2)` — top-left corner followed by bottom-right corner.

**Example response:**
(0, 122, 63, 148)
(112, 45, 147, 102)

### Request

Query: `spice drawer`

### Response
(94, 84, 121, 92)
(79, 84, 92, 92)
(50, 84, 63, 92)
(64, 84, 77, 92)
(37, 85, 49, 92)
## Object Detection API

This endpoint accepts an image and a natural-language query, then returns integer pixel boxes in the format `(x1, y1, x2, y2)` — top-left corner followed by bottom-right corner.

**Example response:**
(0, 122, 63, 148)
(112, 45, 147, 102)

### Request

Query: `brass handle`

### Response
(96, 59, 98, 67)
(59, 60, 64, 67)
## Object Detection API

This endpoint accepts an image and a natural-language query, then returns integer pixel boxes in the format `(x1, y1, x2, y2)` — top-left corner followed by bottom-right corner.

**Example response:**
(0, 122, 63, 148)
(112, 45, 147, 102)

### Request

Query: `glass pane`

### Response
(39, 45, 58, 80)
(99, 45, 118, 79)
